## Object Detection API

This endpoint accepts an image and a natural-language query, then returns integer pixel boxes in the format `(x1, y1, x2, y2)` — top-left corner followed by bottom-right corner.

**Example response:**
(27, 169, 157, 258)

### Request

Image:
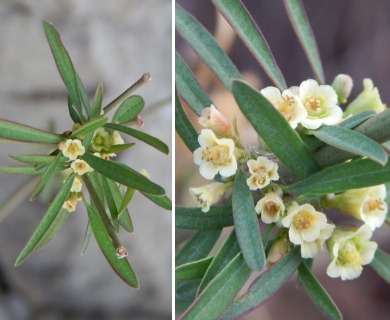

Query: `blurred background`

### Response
(0, 1, 171, 319)
(176, 0, 390, 319)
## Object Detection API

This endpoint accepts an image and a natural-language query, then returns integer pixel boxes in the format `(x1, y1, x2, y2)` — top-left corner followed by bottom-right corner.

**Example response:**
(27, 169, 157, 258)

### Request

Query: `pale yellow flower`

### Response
(255, 192, 285, 224)
(189, 182, 231, 213)
(111, 131, 124, 145)
(71, 159, 93, 175)
(293, 79, 343, 129)
(300, 223, 335, 258)
(92, 128, 112, 152)
(246, 156, 279, 190)
(193, 129, 237, 180)
(260, 86, 307, 129)
(62, 193, 79, 212)
(327, 225, 377, 280)
(198, 104, 231, 136)
(70, 175, 82, 193)
(62, 139, 85, 161)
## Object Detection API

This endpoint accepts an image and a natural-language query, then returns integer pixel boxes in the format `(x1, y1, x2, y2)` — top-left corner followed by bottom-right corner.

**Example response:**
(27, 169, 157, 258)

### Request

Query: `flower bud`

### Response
(267, 237, 290, 265)
(332, 74, 353, 104)
(344, 79, 386, 117)
(198, 104, 231, 136)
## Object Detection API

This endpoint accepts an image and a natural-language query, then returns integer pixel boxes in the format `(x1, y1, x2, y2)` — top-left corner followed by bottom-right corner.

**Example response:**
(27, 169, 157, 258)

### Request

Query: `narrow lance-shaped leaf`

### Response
(311, 125, 387, 166)
(101, 176, 120, 232)
(298, 263, 342, 320)
(0, 165, 44, 175)
(176, 206, 234, 230)
(232, 167, 265, 270)
(176, 257, 213, 281)
(112, 95, 144, 124)
(181, 253, 252, 320)
(15, 174, 75, 266)
(285, 158, 390, 195)
(81, 222, 92, 255)
(232, 80, 319, 178)
(30, 153, 63, 200)
(176, 280, 202, 302)
(9, 154, 56, 165)
(76, 72, 91, 116)
(141, 192, 172, 211)
(176, 52, 213, 116)
(222, 248, 301, 319)
(91, 82, 104, 120)
(176, 4, 241, 91)
(0, 118, 62, 144)
(43, 21, 82, 110)
(81, 153, 165, 196)
(84, 201, 139, 288)
(70, 117, 108, 138)
(175, 87, 199, 152)
(284, 0, 325, 83)
(212, 0, 286, 90)
(105, 123, 169, 155)
(176, 229, 222, 266)
(370, 249, 390, 284)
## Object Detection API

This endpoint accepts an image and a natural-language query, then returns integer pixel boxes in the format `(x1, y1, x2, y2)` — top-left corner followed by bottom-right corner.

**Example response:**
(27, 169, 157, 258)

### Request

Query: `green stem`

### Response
(102, 73, 151, 115)
(82, 175, 122, 250)
(314, 109, 390, 167)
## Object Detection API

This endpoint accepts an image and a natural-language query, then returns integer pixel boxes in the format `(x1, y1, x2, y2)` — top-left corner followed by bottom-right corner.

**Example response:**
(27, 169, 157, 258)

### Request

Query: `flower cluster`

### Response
(188, 80, 387, 281)
(59, 128, 124, 213)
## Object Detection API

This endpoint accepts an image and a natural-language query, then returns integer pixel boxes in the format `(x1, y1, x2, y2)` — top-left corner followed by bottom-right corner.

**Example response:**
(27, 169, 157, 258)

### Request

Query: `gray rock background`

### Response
(0, 1, 172, 319)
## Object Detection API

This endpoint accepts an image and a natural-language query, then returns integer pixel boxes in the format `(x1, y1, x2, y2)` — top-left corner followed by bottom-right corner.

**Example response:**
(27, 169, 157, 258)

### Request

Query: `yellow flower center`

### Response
(202, 145, 230, 165)
(292, 210, 314, 231)
(305, 97, 321, 111)
(264, 200, 279, 216)
(68, 142, 79, 155)
(364, 198, 384, 212)
(278, 96, 294, 121)
(338, 241, 364, 267)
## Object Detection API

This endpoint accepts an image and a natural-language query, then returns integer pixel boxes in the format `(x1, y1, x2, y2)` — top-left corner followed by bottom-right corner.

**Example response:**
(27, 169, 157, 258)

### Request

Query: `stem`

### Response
(82, 175, 122, 250)
(314, 109, 390, 167)
(102, 73, 151, 115)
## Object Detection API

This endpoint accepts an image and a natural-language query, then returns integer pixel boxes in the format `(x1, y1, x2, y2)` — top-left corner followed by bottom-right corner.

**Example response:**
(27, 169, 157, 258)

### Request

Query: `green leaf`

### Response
(0, 165, 44, 175)
(176, 257, 213, 281)
(81, 153, 165, 196)
(176, 230, 222, 266)
(212, 0, 286, 90)
(76, 72, 91, 116)
(370, 249, 390, 284)
(232, 80, 319, 178)
(30, 153, 63, 200)
(9, 154, 56, 165)
(118, 210, 134, 233)
(70, 117, 108, 138)
(176, 206, 234, 230)
(198, 229, 241, 294)
(81, 223, 92, 255)
(101, 176, 119, 231)
(339, 110, 375, 129)
(176, 280, 201, 302)
(43, 21, 82, 111)
(176, 4, 241, 91)
(141, 193, 172, 210)
(286, 158, 390, 195)
(91, 82, 104, 120)
(233, 167, 265, 270)
(181, 253, 252, 320)
(118, 187, 135, 215)
(0, 118, 62, 144)
(298, 263, 342, 320)
(175, 87, 199, 152)
(105, 123, 169, 155)
(15, 174, 75, 266)
(284, 0, 325, 83)
(112, 95, 144, 124)
(86, 171, 106, 207)
(35, 209, 70, 250)
(175, 52, 213, 116)
(68, 95, 85, 123)
(311, 125, 387, 166)
(105, 143, 135, 154)
(222, 248, 301, 319)
(84, 201, 139, 288)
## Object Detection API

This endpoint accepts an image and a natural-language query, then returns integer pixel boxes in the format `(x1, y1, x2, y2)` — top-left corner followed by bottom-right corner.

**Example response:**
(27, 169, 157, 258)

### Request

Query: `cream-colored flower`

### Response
(344, 79, 386, 117)
(246, 156, 279, 190)
(71, 159, 93, 175)
(193, 129, 237, 180)
(332, 185, 387, 230)
(300, 223, 335, 258)
(198, 104, 231, 136)
(332, 74, 353, 104)
(111, 131, 124, 145)
(293, 79, 343, 129)
(255, 192, 285, 224)
(62, 193, 79, 212)
(70, 175, 82, 192)
(326, 225, 378, 280)
(282, 203, 327, 245)
(92, 128, 112, 152)
(62, 139, 85, 161)
(261, 86, 307, 129)
(189, 182, 231, 213)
